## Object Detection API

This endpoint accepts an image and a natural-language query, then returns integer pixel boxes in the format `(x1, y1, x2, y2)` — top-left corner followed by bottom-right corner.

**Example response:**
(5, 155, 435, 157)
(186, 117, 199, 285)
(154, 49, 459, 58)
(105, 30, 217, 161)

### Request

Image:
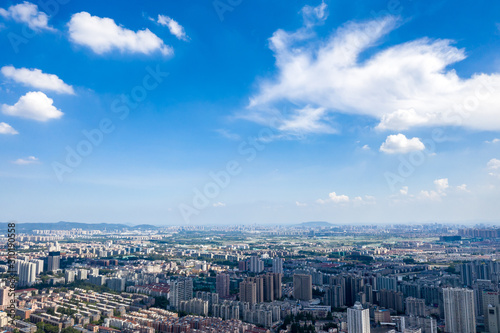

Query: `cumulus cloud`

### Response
(1, 66, 74, 94)
(12, 156, 39, 165)
(156, 15, 188, 41)
(0, 1, 54, 31)
(245, 4, 500, 134)
(488, 158, 500, 170)
(317, 191, 350, 204)
(485, 138, 500, 144)
(295, 201, 308, 207)
(2, 91, 63, 121)
(212, 202, 226, 208)
(434, 178, 449, 193)
(380, 134, 425, 154)
(419, 178, 451, 200)
(0, 122, 18, 135)
(68, 12, 173, 56)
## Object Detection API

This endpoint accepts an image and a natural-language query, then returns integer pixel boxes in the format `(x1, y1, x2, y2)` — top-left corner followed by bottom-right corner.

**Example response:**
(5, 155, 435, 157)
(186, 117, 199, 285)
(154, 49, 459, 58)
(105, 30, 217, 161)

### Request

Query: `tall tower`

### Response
(443, 287, 476, 333)
(347, 301, 370, 333)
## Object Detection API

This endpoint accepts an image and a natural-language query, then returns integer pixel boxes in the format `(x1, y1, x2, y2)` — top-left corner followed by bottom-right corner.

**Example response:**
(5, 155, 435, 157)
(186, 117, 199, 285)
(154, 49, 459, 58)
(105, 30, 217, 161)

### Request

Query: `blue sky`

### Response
(0, 0, 499, 225)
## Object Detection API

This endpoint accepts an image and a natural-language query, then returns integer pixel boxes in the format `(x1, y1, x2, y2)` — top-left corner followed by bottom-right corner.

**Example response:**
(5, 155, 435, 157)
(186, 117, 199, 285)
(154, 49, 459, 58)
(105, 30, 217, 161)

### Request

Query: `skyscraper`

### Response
(216, 273, 230, 298)
(347, 301, 370, 333)
(443, 287, 476, 333)
(239, 280, 257, 304)
(293, 274, 312, 301)
(272, 257, 284, 274)
(170, 278, 193, 309)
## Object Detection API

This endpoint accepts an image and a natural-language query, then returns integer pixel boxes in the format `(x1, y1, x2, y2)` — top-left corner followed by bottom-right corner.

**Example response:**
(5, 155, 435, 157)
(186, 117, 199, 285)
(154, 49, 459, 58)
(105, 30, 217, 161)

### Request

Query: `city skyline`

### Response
(1, 0, 500, 225)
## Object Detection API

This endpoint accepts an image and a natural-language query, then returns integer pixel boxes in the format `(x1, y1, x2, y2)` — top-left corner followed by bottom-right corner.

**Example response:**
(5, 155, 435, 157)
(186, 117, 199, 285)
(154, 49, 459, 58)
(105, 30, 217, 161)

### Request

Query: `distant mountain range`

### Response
(0, 221, 159, 233)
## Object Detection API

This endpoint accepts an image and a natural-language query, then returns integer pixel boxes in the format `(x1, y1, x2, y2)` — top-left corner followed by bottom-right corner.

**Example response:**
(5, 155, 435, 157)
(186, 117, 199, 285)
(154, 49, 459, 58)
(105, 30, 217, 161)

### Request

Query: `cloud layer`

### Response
(68, 12, 173, 56)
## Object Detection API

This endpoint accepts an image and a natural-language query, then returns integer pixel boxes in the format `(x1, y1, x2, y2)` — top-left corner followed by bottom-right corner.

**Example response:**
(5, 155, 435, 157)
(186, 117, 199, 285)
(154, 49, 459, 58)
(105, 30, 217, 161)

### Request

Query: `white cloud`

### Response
(12, 156, 39, 165)
(418, 178, 450, 200)
(2, 91, 63, 121)
(0, 1, 54, 31)
(380, 134, 425, 154)
(1, 66, 74, 94)
(400, 186, 408, 195)
(295, 201, 307, 207)
(488, 158, 500, 170)
(317, 191, 349, 204)
(68, 12, 173, 56)
(301, 1, 328, 27)
(0, 122, 18, 135)
(213, 202, 226, 208)
(277, 106, 336, 134)
(362, 144, 370, 150)
(457, 184, 469, 192)
(434, 178, 449, 193)
(246, 6, 500, 134)
(488, 158, 500, 177)
(485, 138, 500, 144)
(329, 192, 349, 203)
(157, 15, 188, 41)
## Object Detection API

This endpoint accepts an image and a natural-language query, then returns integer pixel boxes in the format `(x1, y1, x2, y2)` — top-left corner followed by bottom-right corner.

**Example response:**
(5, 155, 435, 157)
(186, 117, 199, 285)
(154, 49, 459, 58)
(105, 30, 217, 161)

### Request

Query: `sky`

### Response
(0, 0, 500, 226)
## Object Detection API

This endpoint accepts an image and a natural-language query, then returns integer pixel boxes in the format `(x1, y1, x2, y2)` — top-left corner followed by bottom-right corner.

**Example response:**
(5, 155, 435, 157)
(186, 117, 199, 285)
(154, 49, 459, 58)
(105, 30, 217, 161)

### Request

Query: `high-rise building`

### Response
(77, 269, 88, 280)
(406, 297, 426, 317)
(347, 301, 370, 333)
(483, 291, 500, 333)
(30, 259, 44, 275)
(65, 270, 76, 284)
(249, 256, 264, 273)
(106, 277, 126, 292)
(47, 251, 61, 272)
(170, 278, 193, 309)
(293, 274, 312, 301)
(272, 257, 284, 274)
(17, 261, 37, 287)
(443, 287, 476, 333)
(272, 273, 283, 300)
(239, 280, 257, 304)
(216, 273, 230, 298)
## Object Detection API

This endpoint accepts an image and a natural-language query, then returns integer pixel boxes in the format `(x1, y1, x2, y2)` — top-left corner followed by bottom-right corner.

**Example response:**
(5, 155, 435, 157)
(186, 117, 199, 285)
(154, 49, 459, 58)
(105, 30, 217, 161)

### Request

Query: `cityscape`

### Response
(0, 222, 499, 333)
(1, 0, 500, 333)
